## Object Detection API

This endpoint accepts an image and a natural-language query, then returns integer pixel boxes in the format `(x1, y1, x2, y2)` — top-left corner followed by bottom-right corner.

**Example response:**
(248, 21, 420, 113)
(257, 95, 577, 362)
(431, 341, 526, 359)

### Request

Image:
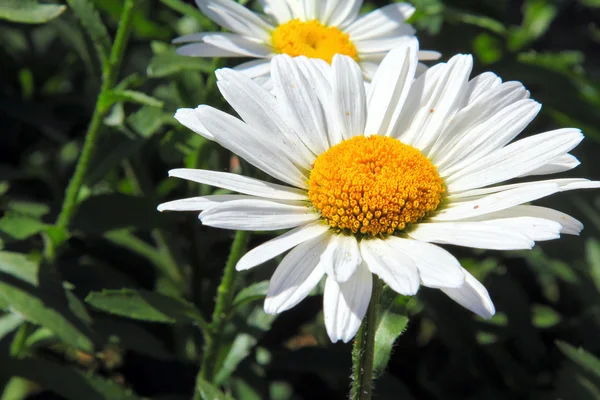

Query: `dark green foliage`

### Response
(1, 0, 600, 399)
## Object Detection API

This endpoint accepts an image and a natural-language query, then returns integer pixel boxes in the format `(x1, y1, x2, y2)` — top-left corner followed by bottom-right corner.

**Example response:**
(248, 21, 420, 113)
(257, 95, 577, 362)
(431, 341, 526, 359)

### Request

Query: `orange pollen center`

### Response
(308, 136, 445, 237)
(271, 19, 358, 64)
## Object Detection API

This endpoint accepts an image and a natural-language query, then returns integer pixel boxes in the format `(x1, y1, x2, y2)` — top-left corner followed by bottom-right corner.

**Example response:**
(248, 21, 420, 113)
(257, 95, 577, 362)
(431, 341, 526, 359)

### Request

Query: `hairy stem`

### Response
(351, 276, 383, 400)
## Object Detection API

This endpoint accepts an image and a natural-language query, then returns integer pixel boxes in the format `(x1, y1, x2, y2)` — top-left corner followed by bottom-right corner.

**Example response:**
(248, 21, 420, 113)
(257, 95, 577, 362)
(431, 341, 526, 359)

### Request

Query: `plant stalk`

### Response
(351, 276, 383, 400)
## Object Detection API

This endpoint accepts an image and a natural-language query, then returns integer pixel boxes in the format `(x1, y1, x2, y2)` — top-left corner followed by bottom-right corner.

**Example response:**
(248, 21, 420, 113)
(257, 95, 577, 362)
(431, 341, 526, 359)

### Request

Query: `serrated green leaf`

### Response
(66, 0, 112, 63)
(373, 291, 410, 377)
(101, 89, 164, 111)
(0, 0, 66, 24)
(195, 377, 233, 400)
(556, 340, 600, 379)
(148, 50, 214, 78)
(86, 289, 207, 327)
(232, 281, 269, 309)
(0, 358, 142, 400)
(0, 212, 48, 240)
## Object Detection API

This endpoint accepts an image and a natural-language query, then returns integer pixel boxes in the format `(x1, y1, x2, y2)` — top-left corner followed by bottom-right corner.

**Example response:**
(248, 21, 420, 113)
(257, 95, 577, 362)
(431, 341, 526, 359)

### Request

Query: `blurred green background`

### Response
(1, 0, 600, 399)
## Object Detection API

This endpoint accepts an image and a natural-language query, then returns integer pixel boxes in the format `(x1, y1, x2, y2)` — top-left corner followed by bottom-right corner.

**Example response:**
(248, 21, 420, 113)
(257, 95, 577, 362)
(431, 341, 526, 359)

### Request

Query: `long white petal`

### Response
(441, 270, 495, 319)
(346, 3, 415, 41)
(271, 55, 330, 155)
(365, 38, 418, 137)
(328, 0, 362, 29)
(359, 239, 419, 295)
(435, 182, 561, 221)
(519, 154, 580, 177)
(332, 55, 367, 140)
(177, 42, 246, 57)
(174, 108, 213, 140)
(173, 32, 212, 44)
(237, 222, 330, 271)
(232, 59, 271, 78)
(320, 234, 362, 283)
(195, 0, 274, 41)
(462, 205, 583, 235)
(258, 0, 292, 24)
(323, 264, 372, 343)
(264, 236, 327, 314)
(203, 33, 272, 57)
(199, 199, 317, 230)
(384, 237, 465, 289)
(215, 68, 315, 168)
(450, 178, 600, 199)
(167, 169, 308, 200)
(446, 129, 584, 192)
(157, 195, 252, 212)
(409, 221, 535, 250)
(195, 105, 307, 188)
(460, 72, 502, 106)
(393, 55, 473, 150)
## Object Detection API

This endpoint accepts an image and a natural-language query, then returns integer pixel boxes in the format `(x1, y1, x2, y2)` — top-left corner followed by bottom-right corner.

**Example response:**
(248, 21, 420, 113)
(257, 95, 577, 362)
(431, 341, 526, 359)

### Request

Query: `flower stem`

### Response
(54, 0, 137, 235)
(195, 230, 248, 390)
(351, 276, 383, 400)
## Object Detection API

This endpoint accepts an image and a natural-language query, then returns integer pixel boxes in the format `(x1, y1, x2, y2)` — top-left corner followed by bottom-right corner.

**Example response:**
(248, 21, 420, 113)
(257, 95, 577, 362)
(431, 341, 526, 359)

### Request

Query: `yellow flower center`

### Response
(308, 136, 445, 237)
(271, 19, 358, 64)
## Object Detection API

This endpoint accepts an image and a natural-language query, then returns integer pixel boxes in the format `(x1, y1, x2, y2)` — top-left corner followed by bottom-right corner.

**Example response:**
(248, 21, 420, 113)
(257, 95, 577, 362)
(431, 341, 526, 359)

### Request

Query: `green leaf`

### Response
(85, 289, 207, 327)
(373, 291, 410, 377)
(586, 238, 600, 292)
(195, 377, 233, 400)
(445, 7, 506, 35)
(66, 0, 112, 62)
(0, 313, 24, 341)
(100, 89, 164, 111)
(6, 200, 49, 217)
(532, 304, 561, 328)
(508, 0, 557, 51)
(214, 333, 257, 385)
(556, 340, 600, 379)
(232, 281, 269, 309)
(0, 358, 142, 400)
(148, 51, 214, 78)
(159, 0, 214, 28)
(127, 106, 174, 138)
(0, 252, 95, 351)
(0, 0, 66, 24)
(0, 212, 48, 240)
(473, 33, 503, 65)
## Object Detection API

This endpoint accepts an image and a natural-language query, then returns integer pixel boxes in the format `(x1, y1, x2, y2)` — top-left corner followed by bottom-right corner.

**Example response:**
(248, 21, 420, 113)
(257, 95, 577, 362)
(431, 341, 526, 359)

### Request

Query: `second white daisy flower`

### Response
(160, 38, 599, 343)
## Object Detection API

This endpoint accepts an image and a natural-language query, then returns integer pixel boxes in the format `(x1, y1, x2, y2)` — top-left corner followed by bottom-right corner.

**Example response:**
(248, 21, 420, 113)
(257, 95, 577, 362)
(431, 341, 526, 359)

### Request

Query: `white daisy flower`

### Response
(159, 38, 599, 343)
(175, 0, 439, 82)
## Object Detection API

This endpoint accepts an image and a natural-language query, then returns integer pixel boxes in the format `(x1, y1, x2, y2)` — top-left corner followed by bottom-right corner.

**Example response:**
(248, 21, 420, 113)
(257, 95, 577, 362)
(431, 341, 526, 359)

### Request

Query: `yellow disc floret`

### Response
(271, 19, 358, 64)
(308, 136, 445, 237)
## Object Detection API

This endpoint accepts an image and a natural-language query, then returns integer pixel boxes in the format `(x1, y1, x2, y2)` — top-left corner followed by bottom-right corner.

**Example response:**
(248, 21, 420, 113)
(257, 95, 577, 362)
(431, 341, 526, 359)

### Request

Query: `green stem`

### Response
(351, 276, 383, 400)
(54, 0, 137, 234)
(195, 230, 248, 390)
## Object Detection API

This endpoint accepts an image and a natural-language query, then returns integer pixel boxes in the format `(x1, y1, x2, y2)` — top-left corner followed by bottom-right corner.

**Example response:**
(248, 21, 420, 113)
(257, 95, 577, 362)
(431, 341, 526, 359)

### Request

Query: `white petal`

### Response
(359, 239, 419, 295)
(519, 153, 580, 177)
(195, 0, 274, 41)
(384, 237, 465, 289)
(409, 221, 535, 250)
(199, 199, 317, 230)
(236, 222, 330, 271)
(258, 0, 292, 23)
(232, 59, 271, 78)
(365, 38, 418, 137)
(174, 108, 213, 140)
(446, 129, 583, 192)
(271, 55, 330, 155)
(320, 234, 362, 283)
(441, 270, 495, 319)
(157, 195, 251, 212)
(460, 72, 502, 107)
(328, 0, 362, 28)
(435, 182, 562, 221)
(173, 32, 211, 44)
(346, 3, 415, 41)
(203, 33, 272, 57)
(323, 264, 372, 343)
(195, 105, 307, 188)
(473, 217, 562, 241)
(332, 55, 367, 140)
(393, 54, 473, 150)
(464, 205, 583, 235)
(167, 169, 308, 200)
(215, 68, 315, 168)
(418, 50, 442, 61)
(354, 31, 418, 54)
(450, 178, 600, 199)
(177, 42, 245, 57)
(264, 236, 327, 314)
